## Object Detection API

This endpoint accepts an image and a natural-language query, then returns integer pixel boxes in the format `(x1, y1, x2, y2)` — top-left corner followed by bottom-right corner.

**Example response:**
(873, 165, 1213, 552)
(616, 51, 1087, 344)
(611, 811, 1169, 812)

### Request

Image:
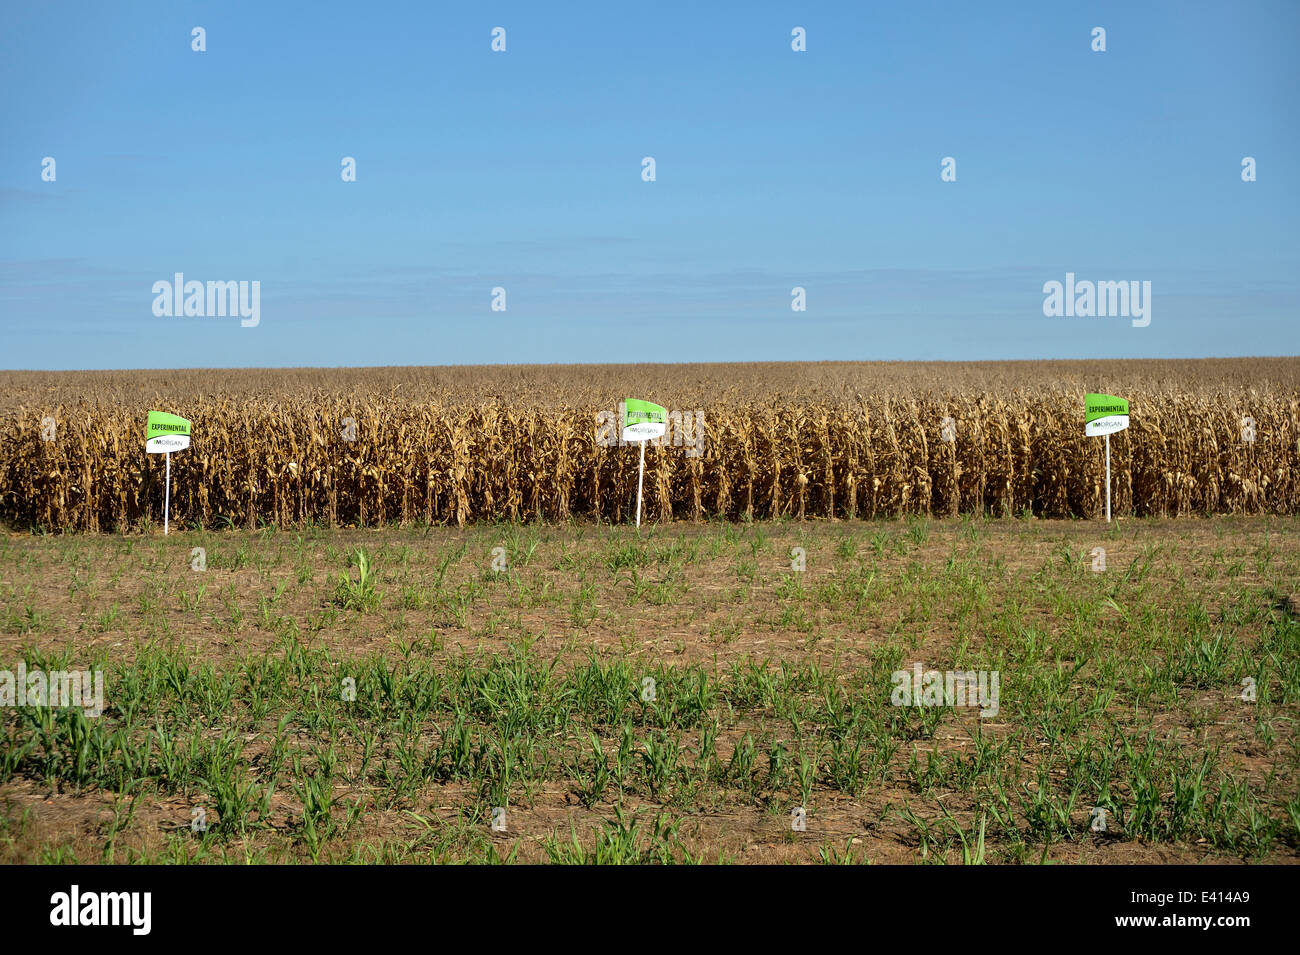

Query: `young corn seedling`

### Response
(333, 548, 380, 612)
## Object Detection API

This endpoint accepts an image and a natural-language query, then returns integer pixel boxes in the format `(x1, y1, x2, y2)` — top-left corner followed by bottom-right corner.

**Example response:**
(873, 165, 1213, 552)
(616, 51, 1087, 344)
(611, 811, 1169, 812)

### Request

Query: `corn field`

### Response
(2, 361, 1298, 530)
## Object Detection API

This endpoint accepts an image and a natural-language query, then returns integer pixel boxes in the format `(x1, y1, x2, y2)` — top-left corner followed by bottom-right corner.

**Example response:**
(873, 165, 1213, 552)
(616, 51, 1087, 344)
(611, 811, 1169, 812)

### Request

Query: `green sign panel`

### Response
(1085, 394, 1129, 423)
(622, 399, 668, 441)
(145, 411, 192, 453)
(1085, 394, 1129, 437)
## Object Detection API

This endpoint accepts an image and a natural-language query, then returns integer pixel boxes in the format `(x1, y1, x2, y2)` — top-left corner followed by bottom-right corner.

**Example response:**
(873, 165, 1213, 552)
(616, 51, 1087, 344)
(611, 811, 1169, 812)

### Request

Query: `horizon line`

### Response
(4, 356, 1299, 375)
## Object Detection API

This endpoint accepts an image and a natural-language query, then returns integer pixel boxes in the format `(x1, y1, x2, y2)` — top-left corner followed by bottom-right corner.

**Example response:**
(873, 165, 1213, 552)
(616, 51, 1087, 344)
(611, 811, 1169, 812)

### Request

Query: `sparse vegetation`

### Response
(1, 515, 1297, 864)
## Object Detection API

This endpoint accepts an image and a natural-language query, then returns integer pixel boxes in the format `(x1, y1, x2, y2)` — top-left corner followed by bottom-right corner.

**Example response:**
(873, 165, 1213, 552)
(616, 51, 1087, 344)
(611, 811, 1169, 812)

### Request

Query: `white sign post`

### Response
(635, 440, 646, 529)
(145, 412, 192, 535)
(1084, 395, 1129, 523)
(621, 399, 668, 529)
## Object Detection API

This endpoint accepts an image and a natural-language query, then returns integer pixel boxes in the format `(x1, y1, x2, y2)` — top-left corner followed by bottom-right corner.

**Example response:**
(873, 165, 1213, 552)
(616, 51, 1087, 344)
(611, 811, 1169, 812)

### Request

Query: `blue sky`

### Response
(1, 0, 1296, 369)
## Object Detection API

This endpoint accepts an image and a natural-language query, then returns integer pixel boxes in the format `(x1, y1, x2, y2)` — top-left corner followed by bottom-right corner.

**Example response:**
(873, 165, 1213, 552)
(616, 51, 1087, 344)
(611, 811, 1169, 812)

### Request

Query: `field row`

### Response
(3, 390, 1299, 530)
